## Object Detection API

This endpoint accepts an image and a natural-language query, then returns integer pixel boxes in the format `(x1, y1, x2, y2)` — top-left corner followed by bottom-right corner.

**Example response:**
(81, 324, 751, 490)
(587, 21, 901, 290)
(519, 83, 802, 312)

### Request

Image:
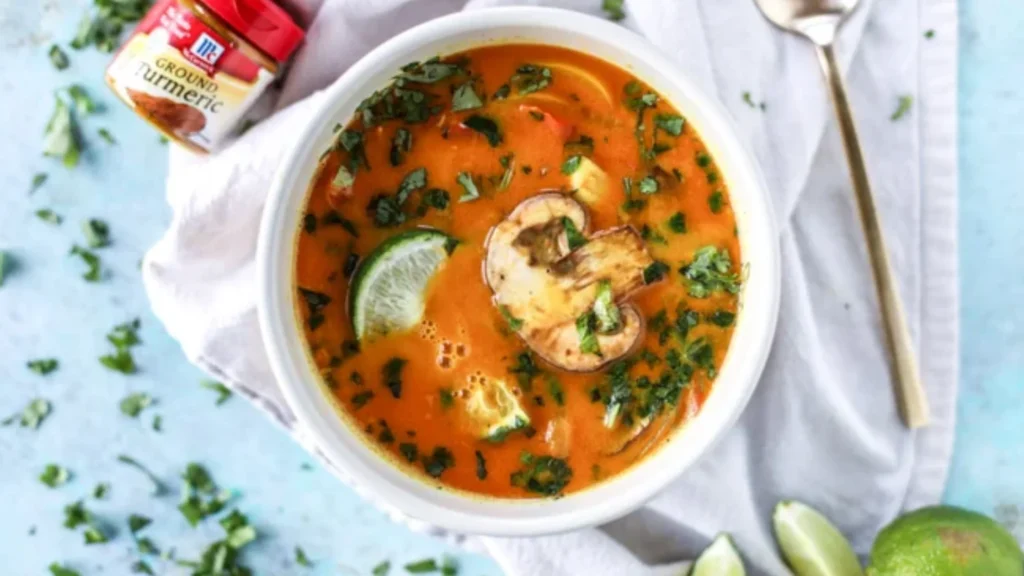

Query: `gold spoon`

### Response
(753, 0, 930, 428)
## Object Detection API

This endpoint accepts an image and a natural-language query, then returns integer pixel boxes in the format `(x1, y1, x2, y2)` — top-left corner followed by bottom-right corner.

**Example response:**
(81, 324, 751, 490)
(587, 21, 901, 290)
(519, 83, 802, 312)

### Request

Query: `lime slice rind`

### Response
(774, 500, 865, 576)
(691, 534, 746, 576)
(349, 229, 451, 340)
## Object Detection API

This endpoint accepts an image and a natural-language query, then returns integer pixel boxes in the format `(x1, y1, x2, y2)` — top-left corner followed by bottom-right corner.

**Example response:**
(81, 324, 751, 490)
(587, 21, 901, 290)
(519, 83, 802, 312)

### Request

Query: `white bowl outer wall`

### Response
(257, 7, 780, 537)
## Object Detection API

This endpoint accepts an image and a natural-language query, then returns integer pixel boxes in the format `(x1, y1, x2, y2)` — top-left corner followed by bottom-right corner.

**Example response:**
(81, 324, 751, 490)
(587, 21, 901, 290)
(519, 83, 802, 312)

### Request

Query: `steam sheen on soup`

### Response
(295, 45, 741, 498)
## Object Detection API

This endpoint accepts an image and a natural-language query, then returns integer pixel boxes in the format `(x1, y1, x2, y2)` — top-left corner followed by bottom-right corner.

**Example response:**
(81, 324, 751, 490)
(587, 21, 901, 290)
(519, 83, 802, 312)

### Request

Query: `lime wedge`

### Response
(690, 534, 746, 576)
(349, 229, 452, 340)
(774, 501, 865, 576)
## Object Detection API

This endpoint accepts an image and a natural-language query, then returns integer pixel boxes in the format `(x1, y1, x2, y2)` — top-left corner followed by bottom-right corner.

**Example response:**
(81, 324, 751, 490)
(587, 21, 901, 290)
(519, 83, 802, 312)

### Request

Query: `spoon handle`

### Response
(815, 43, 930, 429)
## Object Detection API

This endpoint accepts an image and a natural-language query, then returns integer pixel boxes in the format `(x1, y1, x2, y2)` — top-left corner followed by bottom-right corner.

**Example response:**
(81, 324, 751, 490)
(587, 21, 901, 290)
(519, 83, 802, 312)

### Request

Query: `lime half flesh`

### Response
(349, 229, 452, 340)
(774, 500, 865, 576)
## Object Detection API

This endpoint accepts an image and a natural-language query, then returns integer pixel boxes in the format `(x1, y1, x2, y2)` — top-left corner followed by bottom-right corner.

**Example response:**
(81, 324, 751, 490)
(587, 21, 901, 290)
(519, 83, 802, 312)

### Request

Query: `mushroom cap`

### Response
(483, 193, 655, 372)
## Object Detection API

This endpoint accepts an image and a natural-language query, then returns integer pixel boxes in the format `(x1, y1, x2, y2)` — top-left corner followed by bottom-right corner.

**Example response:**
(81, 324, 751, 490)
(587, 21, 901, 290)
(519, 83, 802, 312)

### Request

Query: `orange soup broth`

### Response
(295, 44, 740, 498)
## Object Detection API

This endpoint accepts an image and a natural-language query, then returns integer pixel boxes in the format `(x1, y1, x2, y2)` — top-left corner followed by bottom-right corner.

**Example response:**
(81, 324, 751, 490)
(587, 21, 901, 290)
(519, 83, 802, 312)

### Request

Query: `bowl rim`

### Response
(257, 6, 781, 537)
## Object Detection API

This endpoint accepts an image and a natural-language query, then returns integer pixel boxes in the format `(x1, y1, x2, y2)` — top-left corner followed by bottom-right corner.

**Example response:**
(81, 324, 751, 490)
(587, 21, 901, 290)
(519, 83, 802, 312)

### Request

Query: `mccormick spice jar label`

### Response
(106, 0, 276, 152)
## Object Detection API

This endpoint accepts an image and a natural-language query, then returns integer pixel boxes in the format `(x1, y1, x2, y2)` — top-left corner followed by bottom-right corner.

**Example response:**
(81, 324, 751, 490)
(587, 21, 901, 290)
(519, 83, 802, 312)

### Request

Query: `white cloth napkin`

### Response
(142, 0, 960, 574)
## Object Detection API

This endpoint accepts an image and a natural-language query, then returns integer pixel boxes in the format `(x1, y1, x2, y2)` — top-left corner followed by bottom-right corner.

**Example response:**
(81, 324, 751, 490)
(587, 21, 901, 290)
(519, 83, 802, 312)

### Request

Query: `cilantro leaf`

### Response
(461, 114, 503, 147)
(120, 393, 154, 417)
(499, 305, 524, 332)
(40, 464, 71, 488)
(654, 113, 684, 136)
(891, 95, 913, 121)
(390, 127, 412, 166)
(561, 154, 582, 175)
(456, 172, 480, 203)
(575, 311, 602, 357)
(562, 216, 588, 250)
(382, 358, 406, 399)
(404, 558, 439, 573)
(27, 358, 59, 375)
(295, 545, 313, 567)
(35, 209, 63, 225)
(680, 246, 741, 298)
(511, 64, 552, 95)
(70, 245, 102, 281)
(667, 212, 686, 233)
(43, 97, 81, 168)
(451, 82, 484, 112)
(602, 0, 626, 21)
(116, 454, 167, 496)
(510, 452, 573, 496)
(372, 560, 392, 575)
(49, 45, 70, 70)
(3, 398, 52, 429)
(201, 381, 232, 405)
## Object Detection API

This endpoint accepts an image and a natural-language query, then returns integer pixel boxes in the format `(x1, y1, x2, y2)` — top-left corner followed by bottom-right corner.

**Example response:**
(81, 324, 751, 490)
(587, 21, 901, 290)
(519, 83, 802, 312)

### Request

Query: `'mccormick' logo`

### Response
(190, 32, 225, 66)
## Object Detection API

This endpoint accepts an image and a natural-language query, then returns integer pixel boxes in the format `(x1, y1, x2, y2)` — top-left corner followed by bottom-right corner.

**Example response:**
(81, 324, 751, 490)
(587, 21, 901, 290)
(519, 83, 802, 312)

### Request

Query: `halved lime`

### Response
(774, 501, 865, 576)
(349, 229, 453, 340)
(691, 534, 746, 576)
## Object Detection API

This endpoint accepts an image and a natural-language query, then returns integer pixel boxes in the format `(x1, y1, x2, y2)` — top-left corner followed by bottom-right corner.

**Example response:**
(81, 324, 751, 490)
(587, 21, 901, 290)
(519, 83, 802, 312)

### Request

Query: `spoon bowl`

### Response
(755, 0, 860, 44)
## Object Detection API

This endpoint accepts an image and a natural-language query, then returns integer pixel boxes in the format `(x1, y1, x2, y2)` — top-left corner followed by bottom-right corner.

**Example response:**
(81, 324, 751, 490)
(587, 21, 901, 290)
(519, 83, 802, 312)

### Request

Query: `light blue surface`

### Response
(0, 1, 1020, 574)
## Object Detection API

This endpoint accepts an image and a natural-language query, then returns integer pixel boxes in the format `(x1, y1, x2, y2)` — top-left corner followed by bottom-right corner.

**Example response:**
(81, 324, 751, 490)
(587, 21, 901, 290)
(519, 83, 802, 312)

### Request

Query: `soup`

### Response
(295, 44, 741, 499)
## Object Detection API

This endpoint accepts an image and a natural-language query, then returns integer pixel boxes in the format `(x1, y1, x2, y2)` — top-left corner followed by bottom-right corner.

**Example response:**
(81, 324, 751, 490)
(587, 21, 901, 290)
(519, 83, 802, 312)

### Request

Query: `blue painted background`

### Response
(0, 1, 1020, 573)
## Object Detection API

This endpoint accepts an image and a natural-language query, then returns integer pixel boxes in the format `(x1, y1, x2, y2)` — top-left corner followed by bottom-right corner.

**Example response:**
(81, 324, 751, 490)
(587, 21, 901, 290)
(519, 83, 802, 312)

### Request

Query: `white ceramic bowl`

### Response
(257, 7, 780, 537)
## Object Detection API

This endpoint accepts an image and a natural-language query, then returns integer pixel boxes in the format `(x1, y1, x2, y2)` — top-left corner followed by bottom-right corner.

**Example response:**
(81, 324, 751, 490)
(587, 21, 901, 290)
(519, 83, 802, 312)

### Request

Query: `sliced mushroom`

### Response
(484, 194, 656, 372)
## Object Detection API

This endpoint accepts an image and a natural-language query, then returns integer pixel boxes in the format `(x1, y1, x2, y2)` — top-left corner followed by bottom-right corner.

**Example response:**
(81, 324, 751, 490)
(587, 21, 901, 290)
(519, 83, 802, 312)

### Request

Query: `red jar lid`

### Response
(199, 0, 304, 63)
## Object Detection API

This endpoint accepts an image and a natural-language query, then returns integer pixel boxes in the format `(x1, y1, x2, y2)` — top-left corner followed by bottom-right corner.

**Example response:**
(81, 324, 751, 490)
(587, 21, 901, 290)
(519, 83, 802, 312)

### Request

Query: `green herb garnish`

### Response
(93, 483, 108, 498)
(405, 558, 439, 573)
(399, 442, 418, 462)
(667, 212, 686, 233)
(97, 128, 116, 145)
(510, 452, 573, 496)
(439, 388, 455, 410)
(116, 454, 167, 495)
(421, 446, 455, 478)
(390, 127, 412, 166)
(562, 217, 588, 250)
(680, 246, 740, 298)
(561, 154, 582, 175)
(382, 358, 406, 398)
(499, 305, 524, 332)
(372, 560, 392, 575)
(82, 218, 110, 248)
(456, 172, 480, 203)
(28, 358, 59, 375)
(49, 563, 80, 576)
(546, 375, 565, 406)
(2, 398, 52, 429)
(43, 97, 81, 168)
(602, 0, 625, 20)
(295, 546, 313, 567)
(40, 464, 71, 488)
(201, 381, 232, 405)
(509, 351, 542, 392)
(35, 209, 63, 225)
(298, 288, 331, 332)
(100, 318, 141, 373)
(891, 95, 913, 121)
(576, 311, 602, 357)
(351, 390, 374, 409)
(654, 114, 684, 136)
(70, 245, 102, 281)
(708, 310, 736, 327)
(642, 261, 669, 285)
(474, 450, 488, 480)
(461, 114, 502, 147)
(592, 280, 622, 334)
(451, 82, 484, 112)
(511, 64, 552, 95)
(120, 392, 154, 417)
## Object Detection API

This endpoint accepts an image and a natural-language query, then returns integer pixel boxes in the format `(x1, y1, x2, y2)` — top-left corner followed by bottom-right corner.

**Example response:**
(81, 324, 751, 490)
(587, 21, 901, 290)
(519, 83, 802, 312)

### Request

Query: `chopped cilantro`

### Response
(891, 95, 913, 121)
(592, 280, 622, 335)
(602, 0, 626, 21)
(546, 375, 565, 406)
(119, 392, 154, 417)
(97, 128, 116, 145)
(621, 177, 646, 212)
(405, 558, 439, 573)
(641, 224, 667, 245)
(130, 561, 154, 574)
(475, 450, 488, 480)
(351, 390, 374, 409)
(510, 452, 573, 496)
(576, 311, 602, 357)
(49, 563, 80, 576)
(680, 246, 741, 298)
(562, 216, 588, 250)
(390, 127, 412, 166)
(667, 212, 687, 233)
(382, 358, 406, 398)
(499, 305, 524, 331)
(685, 337, 717, 377)
(654, 114, 684, 136)
(493, 84, 511, 100)
(303, 213, 317, 234)
(421, 446, 455, 478)
(43, 96, 81, 168)
(295, 546, 313, 567)
(40, 463, 71, 488)
(925, 29, 935, 39)
(2, 398, 52, 429)
(638, 176, 659, 195)
(708, 191, 724, 213)
(128, 514, 151, 534)
(93, 482, 108, 499)
(642, 261, 670, 284)
(561, 154, 582, 175)
(696, 152, 712, 168)
(31, 172, 49, 193)
(201, 380, 232, 405)
(461, 114, 502, 147)
(399, 442, 419, 462)
(100, 318, 141, 373)
(83, 219, 111, 247)
(151, 414, 162, 432)
(451, 82, 484, 111)
(509, 351, 542, 392)
(178, 463, 231, 527)
(27, 358, 59, 375)
(397, 168, 428, 204)
(63, 500, 109, 544)
(70, 0, 148, 52)
(496, 152, 516, 191)
(439, 388, 454, 409)
(70, 245, 102, 282)
(456, 172, 481, 203)
(35, 209, 63, 225)
(708, 309, 736, 327)
(399, 58, 467, 84)
(742, 91, 757, 108)
(511, 64, 552, 95)
(373, 560, 392, 575)
(297, 288, 331, 332)
(116, 454, 167, 495)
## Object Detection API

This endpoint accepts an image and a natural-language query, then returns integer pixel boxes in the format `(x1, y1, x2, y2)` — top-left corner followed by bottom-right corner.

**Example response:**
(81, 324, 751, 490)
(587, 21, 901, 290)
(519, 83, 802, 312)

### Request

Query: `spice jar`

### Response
(105, 0, 304, 153)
